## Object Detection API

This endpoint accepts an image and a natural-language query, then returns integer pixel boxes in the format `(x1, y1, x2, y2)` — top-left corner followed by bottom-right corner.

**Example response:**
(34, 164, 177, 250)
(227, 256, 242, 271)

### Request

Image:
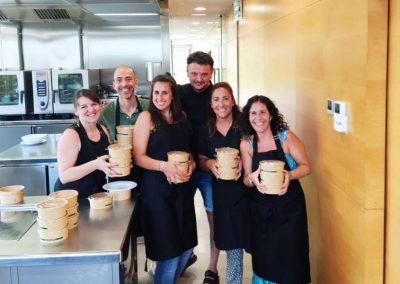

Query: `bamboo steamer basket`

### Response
(216, 147, 239, 180)
(36, 198, 68, 220)
(37, 214, 68, 231)
(116, 134, 133, 147)
(109, 156, 131, 167)
(259, 160, 285, 194)
(67, 212, 79, 230)
(108, 144, 132, 165)
(111, 165, 131, 177)
(116, 125, 134, 136)
(49, 189, 78, 208)
(38, 225, 69, 246)
(88, 192, 113, 210)
(66, 203, 79, 216)
(0, 185, 24, 205)
(167, 151, 190, 183)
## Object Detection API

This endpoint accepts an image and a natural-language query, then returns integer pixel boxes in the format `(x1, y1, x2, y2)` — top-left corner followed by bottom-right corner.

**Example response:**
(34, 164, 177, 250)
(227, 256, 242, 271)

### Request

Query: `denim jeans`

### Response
(191, 170, 213, 212)
(154, 248, 193, 284)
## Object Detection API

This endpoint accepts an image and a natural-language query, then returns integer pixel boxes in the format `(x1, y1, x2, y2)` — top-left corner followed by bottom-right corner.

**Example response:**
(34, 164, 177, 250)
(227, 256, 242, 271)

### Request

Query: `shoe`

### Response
(144, 258, 156, 277)
(180, 253, 197, 276)
(202, 270, 219, 284)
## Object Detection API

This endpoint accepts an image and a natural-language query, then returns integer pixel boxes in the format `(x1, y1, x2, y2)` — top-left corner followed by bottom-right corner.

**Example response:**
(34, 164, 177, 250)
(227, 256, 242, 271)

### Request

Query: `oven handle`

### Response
(20, 90, 24, 104)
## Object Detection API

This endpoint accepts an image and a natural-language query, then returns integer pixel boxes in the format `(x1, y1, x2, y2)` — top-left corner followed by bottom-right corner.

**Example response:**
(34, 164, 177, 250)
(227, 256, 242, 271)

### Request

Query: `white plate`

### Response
(20, 139, 47, 146)
(21, 134, 47, 144)
(103, 181, 137, 191)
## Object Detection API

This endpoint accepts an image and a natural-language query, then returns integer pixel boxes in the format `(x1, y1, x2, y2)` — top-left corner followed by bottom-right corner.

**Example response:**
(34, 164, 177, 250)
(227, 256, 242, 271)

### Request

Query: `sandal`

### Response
(202, 270, 219, 284)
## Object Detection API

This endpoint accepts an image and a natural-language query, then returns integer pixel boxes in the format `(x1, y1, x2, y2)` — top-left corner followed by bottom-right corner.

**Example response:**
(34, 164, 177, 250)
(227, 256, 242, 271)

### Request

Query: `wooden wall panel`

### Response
(385, 0, 400, 282)
(233, 0, 388, 282)
(238, 25, 265, 107)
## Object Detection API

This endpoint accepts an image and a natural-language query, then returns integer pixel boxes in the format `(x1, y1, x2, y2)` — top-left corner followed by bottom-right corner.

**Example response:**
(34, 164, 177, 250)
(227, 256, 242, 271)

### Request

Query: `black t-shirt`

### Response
(198, 123, 243, 160)
(177, 83, 212, 165)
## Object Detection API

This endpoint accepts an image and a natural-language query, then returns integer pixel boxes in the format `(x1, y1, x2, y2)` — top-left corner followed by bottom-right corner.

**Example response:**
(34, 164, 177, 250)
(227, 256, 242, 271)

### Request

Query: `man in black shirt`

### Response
(178, 51, 220, 283)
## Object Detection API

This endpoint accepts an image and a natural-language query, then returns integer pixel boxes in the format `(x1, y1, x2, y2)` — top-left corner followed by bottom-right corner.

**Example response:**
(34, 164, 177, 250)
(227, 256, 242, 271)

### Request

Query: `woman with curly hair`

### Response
(240, 95, 311, 284)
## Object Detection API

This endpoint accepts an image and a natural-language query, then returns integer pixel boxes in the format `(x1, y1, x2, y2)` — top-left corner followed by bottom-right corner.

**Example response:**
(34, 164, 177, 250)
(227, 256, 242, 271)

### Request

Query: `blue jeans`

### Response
(191, 170, 213, 212)
(154, 248, 193, 284)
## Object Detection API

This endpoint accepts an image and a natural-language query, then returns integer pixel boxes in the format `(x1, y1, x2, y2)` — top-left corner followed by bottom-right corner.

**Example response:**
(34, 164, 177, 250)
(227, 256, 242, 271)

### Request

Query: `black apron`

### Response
(250, 133, 310, 284)
(140, 123, 197, 261)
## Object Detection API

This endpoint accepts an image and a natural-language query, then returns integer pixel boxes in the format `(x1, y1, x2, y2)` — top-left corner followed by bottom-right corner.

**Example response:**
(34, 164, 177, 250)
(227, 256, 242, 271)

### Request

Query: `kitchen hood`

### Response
(0, 0, 163, 25)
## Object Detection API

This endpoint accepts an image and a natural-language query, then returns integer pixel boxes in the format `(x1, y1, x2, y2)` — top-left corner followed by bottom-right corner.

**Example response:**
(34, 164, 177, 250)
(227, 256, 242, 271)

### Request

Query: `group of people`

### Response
(54, 51, 312, 284)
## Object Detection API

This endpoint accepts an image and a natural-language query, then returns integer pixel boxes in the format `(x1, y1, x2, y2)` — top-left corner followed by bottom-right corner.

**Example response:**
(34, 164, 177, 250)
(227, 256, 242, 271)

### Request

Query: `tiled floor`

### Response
(128, 191, 253, 283)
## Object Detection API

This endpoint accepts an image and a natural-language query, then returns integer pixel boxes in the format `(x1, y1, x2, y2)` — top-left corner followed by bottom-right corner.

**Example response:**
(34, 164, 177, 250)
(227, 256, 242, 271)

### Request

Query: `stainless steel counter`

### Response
(0, 196, 136, 284)
(0, 133, 59, 165)
(0, 119, 76, 126)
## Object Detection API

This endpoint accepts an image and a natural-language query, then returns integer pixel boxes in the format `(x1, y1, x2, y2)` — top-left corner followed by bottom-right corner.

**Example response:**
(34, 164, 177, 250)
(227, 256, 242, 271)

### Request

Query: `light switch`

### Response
(327, 99, 334, 115)
(333, 101, 348, 133)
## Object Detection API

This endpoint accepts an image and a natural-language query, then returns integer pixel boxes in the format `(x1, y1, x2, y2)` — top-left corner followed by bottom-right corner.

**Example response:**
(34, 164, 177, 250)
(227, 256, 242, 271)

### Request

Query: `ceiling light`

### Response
(191, 22, 200, 25)
(94, 13, 159, 16)
(191, 13, 206, 16)
(194, 7, 207, 11)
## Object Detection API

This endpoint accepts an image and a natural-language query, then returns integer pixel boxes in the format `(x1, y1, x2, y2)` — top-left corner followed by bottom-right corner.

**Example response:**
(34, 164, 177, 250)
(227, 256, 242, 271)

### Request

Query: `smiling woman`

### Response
(54, 89, 118, 198)
(132, 73, 197, 283)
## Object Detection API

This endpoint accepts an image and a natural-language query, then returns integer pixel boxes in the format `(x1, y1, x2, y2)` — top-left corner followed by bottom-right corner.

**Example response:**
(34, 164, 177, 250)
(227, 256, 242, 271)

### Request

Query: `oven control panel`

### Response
(32, 70, 53, 114)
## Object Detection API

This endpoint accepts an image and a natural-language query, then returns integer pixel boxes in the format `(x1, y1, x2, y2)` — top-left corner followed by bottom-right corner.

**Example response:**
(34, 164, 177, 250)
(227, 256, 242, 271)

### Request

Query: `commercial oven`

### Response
(0, 71, 33, 115)
(51, 69, 100, 114)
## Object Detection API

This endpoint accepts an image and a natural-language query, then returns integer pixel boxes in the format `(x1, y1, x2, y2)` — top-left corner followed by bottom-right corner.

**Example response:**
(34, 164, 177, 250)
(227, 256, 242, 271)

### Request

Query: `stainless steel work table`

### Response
(0, 196, 137, 284)
(0, 133, 59, 165)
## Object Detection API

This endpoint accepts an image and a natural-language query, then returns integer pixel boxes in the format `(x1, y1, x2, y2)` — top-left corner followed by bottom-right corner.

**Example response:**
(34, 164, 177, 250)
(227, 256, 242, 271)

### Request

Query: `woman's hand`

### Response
(206, 159, 220, 179)
(277, 170, 290, 196)
(161, 160, 189, 184)
(249, 167, 266, 193)
(235, 157, 242, 181)
(95, 155, 118, 177)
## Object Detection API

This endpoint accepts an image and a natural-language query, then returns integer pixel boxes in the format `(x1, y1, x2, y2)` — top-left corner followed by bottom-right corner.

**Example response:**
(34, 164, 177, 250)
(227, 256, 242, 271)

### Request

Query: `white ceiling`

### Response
(168, 0, 232, 43)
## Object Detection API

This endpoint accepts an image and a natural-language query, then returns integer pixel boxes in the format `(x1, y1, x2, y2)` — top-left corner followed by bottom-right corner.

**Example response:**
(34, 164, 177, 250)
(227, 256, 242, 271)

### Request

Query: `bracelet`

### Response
(159, 161, 165, 172)
(248, 175, 253, 185)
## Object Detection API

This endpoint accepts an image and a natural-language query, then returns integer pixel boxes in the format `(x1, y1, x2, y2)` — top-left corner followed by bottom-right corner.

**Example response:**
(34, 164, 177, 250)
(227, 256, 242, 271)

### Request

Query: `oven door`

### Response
(0, 71, 30, 115)
(52, 69, 89, 114)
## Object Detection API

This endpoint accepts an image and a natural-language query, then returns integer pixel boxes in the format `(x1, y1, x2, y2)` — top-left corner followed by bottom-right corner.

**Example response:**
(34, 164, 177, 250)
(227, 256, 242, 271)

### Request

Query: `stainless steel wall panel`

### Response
(0, 23, 20, 70)
(83, 23, 162, 82)
(22, 23, 81, 70)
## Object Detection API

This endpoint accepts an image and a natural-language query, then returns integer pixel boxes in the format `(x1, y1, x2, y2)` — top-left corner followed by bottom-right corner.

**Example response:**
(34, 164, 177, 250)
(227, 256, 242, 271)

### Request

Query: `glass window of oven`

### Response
(0, 75, 19, 106)
(58, 74, 83, 104)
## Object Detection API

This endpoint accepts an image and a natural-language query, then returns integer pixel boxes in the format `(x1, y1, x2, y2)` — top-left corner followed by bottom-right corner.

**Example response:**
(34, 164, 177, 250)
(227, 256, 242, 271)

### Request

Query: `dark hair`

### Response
(207, 82, 241, 137)
(187, 51, 214, 68)
(148, 73, 188, 129)
(73, 89, 100, 108)
(240, 95, 288, 138)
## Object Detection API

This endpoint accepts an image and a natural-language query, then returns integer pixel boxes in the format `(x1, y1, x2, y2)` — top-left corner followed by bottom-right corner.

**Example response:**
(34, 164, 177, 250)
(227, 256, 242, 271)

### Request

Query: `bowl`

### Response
(49, 189, 78, 208)
(38, 225, 69, 246)
(36, 198, 68, 220)
(21, 134, 47, 144)
(37, 214, 68, 231)
(0, 185, 24, 205)
(103, 181, 137, 201)
(66, 203, 79, 216)
(67, 212, 79, 230)
(88, 192, 113, 209)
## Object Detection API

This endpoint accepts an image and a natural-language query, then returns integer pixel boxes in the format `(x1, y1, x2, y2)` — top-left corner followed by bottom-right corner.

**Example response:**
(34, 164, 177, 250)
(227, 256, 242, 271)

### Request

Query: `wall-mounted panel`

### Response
(22, 23, 81, 70)
(0, 23, 20, 70)
(83, 23, 162, 82)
